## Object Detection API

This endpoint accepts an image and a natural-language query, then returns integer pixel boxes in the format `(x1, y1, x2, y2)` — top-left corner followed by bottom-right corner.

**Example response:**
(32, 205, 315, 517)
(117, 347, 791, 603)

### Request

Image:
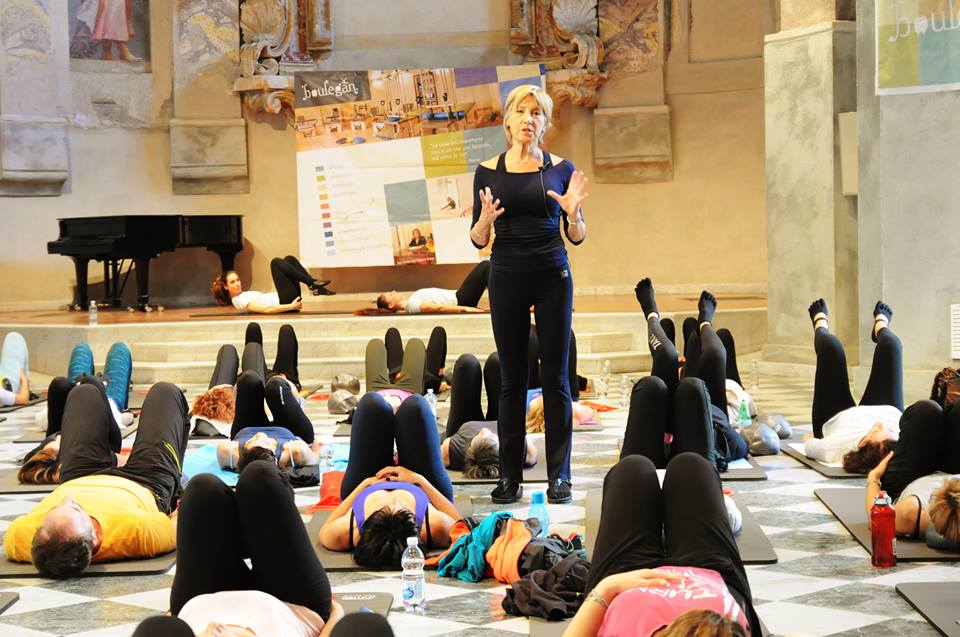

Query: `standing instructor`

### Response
(469, 84, 589, 504)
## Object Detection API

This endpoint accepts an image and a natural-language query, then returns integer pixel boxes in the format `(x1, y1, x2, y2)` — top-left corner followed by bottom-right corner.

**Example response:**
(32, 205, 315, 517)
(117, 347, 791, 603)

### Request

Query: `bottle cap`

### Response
(531, 491, 545, 504)
(427, 389, 434, 394)
(407, 536, 419, 546)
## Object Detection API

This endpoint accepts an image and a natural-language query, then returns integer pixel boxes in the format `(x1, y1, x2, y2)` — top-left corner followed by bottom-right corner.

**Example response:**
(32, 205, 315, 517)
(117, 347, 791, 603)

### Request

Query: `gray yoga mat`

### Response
(584, 490, 777, 565)
(14, 423, 138, 445)
(0, 470, 57, 494)
(783, 441, 859, 478)
(815, 487, 960, 561)
(305, 494, 474, 571)
(448, 437, 549, 485)
(896, 582, 960, 637)
(0, 396, 47, 413)
(0, 592, 19, 615)
(0, 551, 176, 578)
(720, 456, 767, 481)
(336, 592, 393, 617)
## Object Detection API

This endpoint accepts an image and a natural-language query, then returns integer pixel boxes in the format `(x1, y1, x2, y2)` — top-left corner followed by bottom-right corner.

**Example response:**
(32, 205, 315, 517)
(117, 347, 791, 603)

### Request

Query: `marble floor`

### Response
(0, 372, 956, 637)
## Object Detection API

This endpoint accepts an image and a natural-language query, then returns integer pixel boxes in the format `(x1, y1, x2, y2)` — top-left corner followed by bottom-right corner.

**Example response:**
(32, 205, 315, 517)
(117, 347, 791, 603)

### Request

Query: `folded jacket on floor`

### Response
(502, 553, 590, 620)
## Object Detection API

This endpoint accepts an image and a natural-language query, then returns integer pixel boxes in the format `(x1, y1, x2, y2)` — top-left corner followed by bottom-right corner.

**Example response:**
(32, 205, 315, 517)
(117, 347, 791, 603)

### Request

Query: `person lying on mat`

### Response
(215, 370, 320, 473)
(371, 260, 490, 314)
(129, 460, 346, 637)
(19, 342, 134, 484)
(319, 392, 461, 568)
(381, 326, 450, 394)
(0, 332, 33, 407)
(862, 399, 960, 548)
(802, 298, 903, 473)
(441, 352, 539, 479)
(4, 382, 188, 578)
(567, 453, 761, 637)
(210, 255, 333, 314)
(633, 279, 749, 469)
(191, 322, 302, 436)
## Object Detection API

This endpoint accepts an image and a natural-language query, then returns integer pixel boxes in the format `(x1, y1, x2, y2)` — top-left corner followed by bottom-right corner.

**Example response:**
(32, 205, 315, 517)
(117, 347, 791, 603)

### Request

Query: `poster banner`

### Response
(294, 64, 545, 267)
(876, 0, 960, 95)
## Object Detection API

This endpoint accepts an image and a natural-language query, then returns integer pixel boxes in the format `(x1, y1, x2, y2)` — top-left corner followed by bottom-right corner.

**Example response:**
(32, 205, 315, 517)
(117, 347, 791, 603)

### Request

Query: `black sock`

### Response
(872, 301, 893, 342)
(635, 278, 658, 318)
(808, 298, 829, 328)
(697, 290, 717, 325)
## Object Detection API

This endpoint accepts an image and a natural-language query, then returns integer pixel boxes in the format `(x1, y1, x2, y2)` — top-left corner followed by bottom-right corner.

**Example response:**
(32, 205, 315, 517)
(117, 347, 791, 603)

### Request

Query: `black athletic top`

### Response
(447, 420, 499, 470)
(471, 152, 581, 272)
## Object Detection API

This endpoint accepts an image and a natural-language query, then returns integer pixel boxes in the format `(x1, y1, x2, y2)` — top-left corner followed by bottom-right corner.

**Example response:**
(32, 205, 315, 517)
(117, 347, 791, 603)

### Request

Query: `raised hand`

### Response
(546, 170, 590, 216)
(477, 186, 505, 224)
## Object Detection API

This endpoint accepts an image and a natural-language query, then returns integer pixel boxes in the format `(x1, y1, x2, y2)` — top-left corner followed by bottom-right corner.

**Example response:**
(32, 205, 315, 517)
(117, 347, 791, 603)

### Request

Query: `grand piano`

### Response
(48, 215, 243, 310)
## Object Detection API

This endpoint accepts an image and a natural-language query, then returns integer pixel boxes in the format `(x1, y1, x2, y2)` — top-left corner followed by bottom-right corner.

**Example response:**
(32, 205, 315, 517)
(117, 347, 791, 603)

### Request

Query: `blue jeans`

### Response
(67, 342, 132, 410)
(0, 332, 29, 392)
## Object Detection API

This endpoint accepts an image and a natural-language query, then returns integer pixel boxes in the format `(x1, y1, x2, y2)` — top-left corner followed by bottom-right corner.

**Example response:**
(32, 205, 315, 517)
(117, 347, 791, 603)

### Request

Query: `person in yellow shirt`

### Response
(4, 381, 189, 578)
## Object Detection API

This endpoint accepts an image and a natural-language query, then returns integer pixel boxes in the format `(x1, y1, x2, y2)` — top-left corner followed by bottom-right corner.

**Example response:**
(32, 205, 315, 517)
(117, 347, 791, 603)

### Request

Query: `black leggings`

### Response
(385, 327, 447, 393)
(489, 265, 574, 483)
(455, 260, 491, 307)
(647, 315, 728, 413)
(527, 326, 579, 402)
(168, 461, 332, 619)
(881, 400, 960, 499)
(45, 375, 120, 450)
(367, 336, 425, 394)
(445, 352, 500, 438)
(271, 255, 317, 304)
(341, 392, 452, 500)
(231, 370, 314, 443)
(214, 323, 300, 389)
(812, 327, 903, 435)
(586, 453, 761, 637)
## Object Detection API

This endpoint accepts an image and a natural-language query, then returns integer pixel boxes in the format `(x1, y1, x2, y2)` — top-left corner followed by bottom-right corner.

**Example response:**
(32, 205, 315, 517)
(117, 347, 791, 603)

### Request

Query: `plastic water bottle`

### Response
(401, 536, 425, 612)
(870, 491, 896, 567)
(319, 446, 334, 471)
(88, 300, 98, 325)
(425, 388, 438, 420)
(737, 400, 751, 428)
(528, 491, 550, 538)
(598, 360, 611, 401)
(619, 375, 630, 408)
(750, 358, 759, 391)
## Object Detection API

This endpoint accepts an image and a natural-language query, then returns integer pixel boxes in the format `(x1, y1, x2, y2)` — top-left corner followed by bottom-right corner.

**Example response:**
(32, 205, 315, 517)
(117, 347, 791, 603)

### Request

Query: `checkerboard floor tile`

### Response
(0, 371, 957, 636)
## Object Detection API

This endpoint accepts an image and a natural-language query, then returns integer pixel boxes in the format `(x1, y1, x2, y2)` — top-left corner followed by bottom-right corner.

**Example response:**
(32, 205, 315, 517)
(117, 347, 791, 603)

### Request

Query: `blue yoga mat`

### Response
(182, 443, 351, 486)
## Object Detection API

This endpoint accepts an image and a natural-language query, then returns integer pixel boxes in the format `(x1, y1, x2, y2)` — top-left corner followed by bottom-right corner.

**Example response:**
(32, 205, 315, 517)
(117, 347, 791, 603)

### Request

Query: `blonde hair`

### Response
(654, 609, 747, 637)
(503, 84, 553, 146)
(19, 446, 60, 484)
(928, 477, 960, 546)
(526, 397, 546, 433)
(192, 386, 236, 422)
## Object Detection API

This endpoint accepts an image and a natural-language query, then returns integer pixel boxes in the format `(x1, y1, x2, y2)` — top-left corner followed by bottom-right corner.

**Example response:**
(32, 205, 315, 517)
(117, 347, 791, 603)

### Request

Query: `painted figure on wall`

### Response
(69, 0, 151, 62)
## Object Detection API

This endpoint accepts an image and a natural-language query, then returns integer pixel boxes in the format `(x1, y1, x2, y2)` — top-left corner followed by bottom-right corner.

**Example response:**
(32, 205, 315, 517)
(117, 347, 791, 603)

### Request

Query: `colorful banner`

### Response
(294, 64, 545, 267)
(876, 0, 960, 95)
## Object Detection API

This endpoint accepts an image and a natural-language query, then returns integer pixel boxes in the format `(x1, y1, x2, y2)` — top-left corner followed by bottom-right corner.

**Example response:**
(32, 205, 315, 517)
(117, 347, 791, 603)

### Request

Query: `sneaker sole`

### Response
(547, 495, 572, 504)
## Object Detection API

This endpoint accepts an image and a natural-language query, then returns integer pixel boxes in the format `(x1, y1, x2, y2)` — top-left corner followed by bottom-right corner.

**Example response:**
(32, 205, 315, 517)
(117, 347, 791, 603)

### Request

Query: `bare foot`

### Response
(100, 41, 115, 60)
(117, 42, 142, 62)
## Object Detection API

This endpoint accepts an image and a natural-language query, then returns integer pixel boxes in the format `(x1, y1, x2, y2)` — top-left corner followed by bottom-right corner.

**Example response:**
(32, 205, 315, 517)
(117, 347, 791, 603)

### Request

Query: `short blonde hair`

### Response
(503, 84, 553, 146)
(929, 477, 960, 545)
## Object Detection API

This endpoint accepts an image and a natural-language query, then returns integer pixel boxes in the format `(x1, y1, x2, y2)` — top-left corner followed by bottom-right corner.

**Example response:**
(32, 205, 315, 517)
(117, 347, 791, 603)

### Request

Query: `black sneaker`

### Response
(547, 479, 572, 504)
(491, 478, 522, 504)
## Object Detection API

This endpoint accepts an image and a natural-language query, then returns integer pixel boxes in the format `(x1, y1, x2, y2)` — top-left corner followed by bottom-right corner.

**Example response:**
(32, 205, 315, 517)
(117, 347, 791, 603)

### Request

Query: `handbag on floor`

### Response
(930, 367, 960, 408)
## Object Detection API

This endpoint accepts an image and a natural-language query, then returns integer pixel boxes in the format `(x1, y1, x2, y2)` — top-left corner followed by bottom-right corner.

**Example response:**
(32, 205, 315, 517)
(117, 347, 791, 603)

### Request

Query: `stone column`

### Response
(763, 5, 858, 365)
(0, 0, 69, 196)
(170, 0, 248, 194)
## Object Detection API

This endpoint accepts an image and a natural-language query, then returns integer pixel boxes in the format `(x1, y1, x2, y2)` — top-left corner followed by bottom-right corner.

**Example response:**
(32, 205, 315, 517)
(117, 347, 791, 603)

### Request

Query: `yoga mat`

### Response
(584, 488, 777, 565)
(0, 469, 57, 494)
(336, 592, 393, 617)
(13, 423, 138, 445)
(448, 437, 549, 485)
(720, 456, 767, 482)
(896, 582, 960, 637)
(0, 592, 19, 615)
(815, 487, 960, 561)
(0, 551, 176, 578)
(0, 396, 47, 413)
(783, 441, 860, 478)
(189, 310, 352, 318)
(333, 424, 351, 437)
(305, 495, 474, 571)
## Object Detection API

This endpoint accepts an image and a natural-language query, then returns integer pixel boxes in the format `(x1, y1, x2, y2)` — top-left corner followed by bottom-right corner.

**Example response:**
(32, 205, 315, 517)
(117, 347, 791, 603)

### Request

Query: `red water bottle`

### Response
(870, 491, 896, 567)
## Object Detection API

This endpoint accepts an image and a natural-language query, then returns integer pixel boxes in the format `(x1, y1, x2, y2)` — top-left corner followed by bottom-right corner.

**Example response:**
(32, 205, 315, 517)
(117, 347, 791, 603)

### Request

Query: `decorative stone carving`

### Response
(239, 0, 294, 76)
(599, 0, 663, 73)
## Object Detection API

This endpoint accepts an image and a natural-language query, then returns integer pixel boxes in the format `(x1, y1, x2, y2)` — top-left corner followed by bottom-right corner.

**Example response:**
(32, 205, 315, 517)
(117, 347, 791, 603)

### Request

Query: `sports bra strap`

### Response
(351, 482, 430, 535)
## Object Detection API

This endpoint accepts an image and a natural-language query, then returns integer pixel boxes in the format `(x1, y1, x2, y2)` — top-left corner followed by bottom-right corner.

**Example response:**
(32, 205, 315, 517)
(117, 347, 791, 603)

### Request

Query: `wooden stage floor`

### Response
(0, 293, 767, 326)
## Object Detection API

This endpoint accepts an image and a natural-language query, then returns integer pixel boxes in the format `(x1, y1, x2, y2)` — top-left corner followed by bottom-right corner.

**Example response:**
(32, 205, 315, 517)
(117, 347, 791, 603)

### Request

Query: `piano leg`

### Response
(134, 257, 151, 310)
(72, 257, 90, 309)
(215, 249, 239, 274)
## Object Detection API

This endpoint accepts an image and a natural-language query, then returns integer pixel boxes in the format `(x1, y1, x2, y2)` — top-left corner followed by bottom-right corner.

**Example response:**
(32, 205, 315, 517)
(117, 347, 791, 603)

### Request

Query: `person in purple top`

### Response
(469, 83, 589, 505)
